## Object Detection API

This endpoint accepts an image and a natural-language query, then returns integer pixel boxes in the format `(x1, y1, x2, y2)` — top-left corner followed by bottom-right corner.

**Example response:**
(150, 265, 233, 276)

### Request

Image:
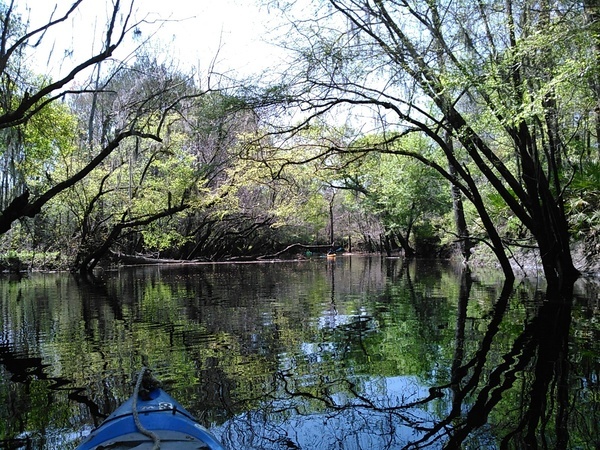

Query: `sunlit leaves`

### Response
(567, 162, 600, 239)
(21, 100, 78, 183)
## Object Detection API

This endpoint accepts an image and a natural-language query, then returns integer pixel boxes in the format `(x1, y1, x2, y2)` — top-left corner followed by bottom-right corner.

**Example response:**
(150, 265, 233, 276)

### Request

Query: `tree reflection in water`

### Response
(0, 259, 598, 449)
(442, 278, 574, 449)
(213, 269, 594, 450)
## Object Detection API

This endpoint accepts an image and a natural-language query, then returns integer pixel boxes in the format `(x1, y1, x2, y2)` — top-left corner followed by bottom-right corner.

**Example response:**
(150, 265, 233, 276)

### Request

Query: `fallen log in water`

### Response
(112, 252, 193, 265)
(257, 243, 334, 260)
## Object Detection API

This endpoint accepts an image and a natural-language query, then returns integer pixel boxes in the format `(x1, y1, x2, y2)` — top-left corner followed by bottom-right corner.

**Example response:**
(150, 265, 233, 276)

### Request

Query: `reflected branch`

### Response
(443, 283, 575, 449)
(400, 277, 514, 448)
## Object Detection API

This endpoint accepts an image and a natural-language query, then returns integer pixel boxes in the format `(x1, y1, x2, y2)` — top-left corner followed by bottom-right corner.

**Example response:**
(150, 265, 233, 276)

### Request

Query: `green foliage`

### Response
(21, 100, 78, 184)
(567, 162, 600, 239)
(344, 136, 452, 248)
(142, 227, 188, 252)
(257, 0, 600, 280)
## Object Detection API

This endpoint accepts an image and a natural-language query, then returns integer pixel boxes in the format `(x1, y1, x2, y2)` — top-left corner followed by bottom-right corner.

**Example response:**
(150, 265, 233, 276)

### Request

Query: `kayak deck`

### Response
(76, 380, 226, 450)
(84, 430, 213, 449)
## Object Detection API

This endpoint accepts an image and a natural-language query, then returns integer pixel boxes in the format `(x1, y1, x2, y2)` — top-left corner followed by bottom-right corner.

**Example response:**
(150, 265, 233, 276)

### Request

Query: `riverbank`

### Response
(2, 240, 599, 281)
(468, 241, 600, 281)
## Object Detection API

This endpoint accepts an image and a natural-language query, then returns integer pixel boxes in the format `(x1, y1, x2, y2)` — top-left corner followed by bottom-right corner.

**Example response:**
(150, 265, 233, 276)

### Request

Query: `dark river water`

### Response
(0, 256, 598, 449)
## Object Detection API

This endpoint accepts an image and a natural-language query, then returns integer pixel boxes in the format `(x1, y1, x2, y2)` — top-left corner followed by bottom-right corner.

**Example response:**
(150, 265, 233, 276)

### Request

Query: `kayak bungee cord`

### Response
(132, 366, 161, 450)
(76, 366, 226, 450)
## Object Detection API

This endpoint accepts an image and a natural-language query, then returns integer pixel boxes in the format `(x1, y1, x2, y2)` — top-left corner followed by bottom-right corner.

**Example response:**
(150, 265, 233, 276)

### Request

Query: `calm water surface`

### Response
(0, 256, 598, 449)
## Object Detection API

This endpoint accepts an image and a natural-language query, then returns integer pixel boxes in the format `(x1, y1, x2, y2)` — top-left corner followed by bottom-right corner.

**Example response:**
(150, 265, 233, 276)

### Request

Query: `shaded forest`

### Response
(0, 0, 598, 289)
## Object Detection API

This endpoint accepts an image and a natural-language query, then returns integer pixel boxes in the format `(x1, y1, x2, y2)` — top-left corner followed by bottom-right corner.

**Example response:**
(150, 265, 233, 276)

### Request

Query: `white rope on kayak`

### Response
(132, 366, 161, 450)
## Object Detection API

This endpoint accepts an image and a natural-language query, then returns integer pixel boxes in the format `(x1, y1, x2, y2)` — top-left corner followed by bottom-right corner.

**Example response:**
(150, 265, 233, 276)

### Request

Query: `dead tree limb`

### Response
(257, 243, 334, 260)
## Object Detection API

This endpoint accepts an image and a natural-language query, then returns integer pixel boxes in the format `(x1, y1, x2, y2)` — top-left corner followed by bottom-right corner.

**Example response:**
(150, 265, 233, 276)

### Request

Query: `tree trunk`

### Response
(446, 135, 472, 262)
(328, 193, 335, 244)
(514, 121, 580, 293)
(394, 230, 415, 257)
(584, 0, 600, 157)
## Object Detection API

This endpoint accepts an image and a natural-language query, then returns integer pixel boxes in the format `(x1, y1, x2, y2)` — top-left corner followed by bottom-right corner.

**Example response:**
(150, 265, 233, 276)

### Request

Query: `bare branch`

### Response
(0, 0, 137, 130)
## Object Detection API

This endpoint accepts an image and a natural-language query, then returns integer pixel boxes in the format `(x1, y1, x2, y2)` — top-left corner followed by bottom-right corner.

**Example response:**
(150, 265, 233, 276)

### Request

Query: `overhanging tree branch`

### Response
(0, 0, 137, 129)
(0, 129, 161, 234)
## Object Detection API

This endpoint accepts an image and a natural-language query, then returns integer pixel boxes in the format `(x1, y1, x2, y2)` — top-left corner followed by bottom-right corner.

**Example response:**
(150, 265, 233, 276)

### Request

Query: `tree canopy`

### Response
(250, 0, 600, 291)
(0, 0, 598, 290)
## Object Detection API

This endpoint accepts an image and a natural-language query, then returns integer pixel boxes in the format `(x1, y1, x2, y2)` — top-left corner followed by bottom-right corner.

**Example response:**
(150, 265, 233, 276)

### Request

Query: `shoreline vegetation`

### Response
(2, 240, 598, 281)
